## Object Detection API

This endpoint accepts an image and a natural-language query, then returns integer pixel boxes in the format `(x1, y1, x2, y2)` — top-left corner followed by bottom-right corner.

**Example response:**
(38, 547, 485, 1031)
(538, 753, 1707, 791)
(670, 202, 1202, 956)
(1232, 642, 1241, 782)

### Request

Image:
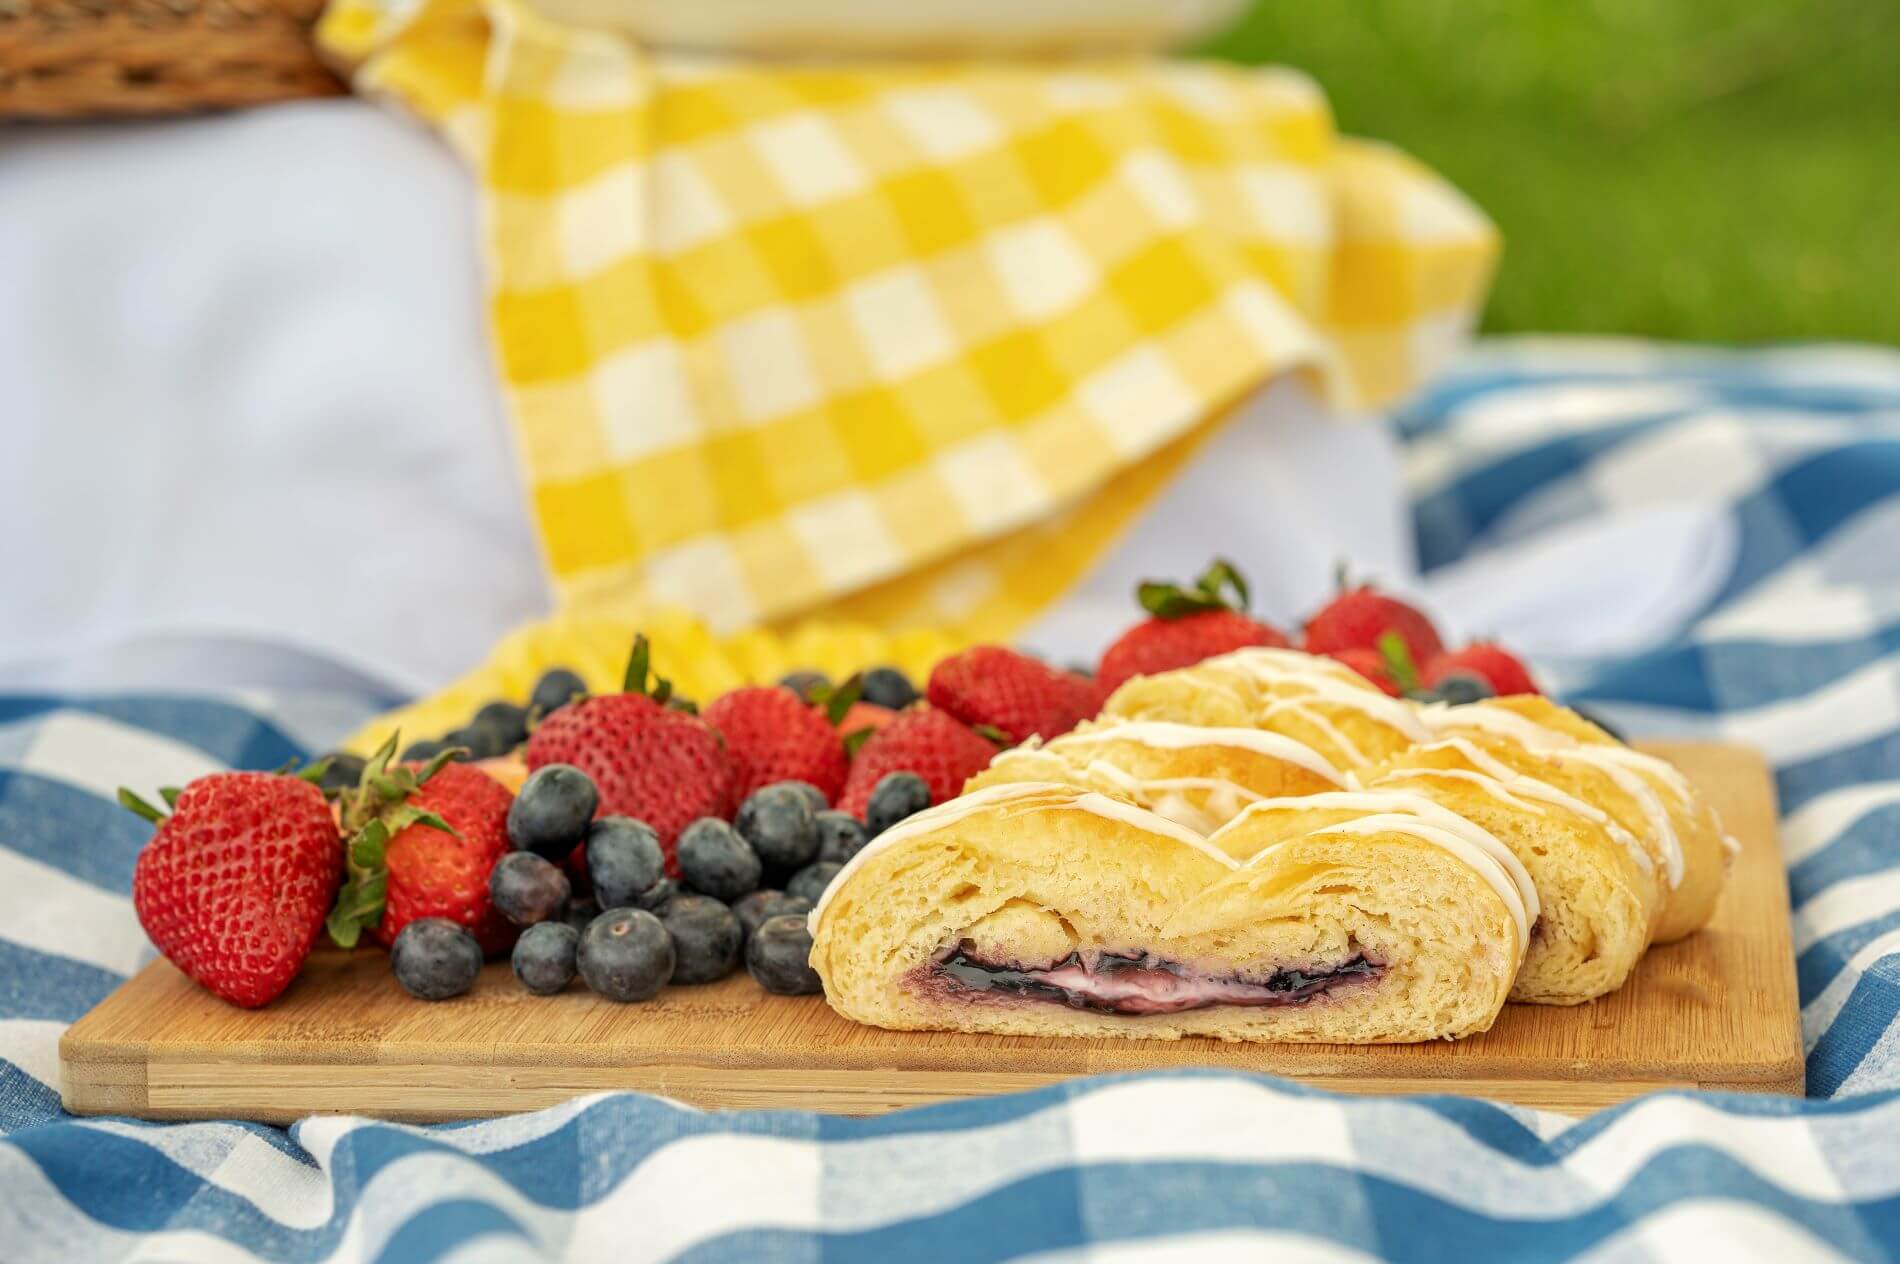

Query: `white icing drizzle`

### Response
(984, 723, 1348, 833)
(1207, 648, 1433, 742)
(1552, 749, 1684, 887)
(1420, 705, 1687, 888)
(1080, 761, 1260, 834)
(984, 747, 1081, 781)
(1048, 721, 1349, 787)
(1258, 697, 1374, 768)
(1416, 701, 1566, 747)
(1404, 737, 1654, 878)
(1318, 815, 1532, 957)
(807, 781, 1237, 930)
(1217, 789, 1539, 955)
(1377, 766, 1551, 818)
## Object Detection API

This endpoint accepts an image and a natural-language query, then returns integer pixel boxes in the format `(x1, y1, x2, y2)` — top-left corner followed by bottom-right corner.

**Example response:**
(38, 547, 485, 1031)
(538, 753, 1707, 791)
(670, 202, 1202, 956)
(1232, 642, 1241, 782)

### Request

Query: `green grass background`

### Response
(1200, 0, 1899, 344)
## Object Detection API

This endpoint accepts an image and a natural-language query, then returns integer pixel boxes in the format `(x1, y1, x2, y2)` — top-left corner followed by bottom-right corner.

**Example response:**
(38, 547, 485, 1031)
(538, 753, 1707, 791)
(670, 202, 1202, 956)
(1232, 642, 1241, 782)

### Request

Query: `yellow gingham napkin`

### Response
(321, 0, 1496, 649)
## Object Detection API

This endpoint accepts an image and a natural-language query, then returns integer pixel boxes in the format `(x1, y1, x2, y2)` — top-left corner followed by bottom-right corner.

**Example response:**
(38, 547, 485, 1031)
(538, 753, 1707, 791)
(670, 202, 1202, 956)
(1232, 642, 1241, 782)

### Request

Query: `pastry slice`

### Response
(1366, 736, 1657, 1005)
(809, 782, 1531, 1043)
(1101, 647, 1430, 773)
(965, 719, 1349, 833)
(1417, 696, 1734, 943)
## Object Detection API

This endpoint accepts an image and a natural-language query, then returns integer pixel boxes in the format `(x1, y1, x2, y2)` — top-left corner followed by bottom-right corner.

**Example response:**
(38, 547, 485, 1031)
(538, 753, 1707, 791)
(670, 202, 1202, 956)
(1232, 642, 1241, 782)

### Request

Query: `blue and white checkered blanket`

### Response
(6, 342, 1900, 1262)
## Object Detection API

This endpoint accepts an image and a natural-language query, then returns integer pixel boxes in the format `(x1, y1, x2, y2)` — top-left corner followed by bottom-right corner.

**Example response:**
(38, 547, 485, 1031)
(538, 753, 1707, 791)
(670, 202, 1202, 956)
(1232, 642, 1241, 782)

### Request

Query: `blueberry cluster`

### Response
(382, 664, 937, 1004)
(397, 666, 590, 766)
(392, 761, 932, 1003)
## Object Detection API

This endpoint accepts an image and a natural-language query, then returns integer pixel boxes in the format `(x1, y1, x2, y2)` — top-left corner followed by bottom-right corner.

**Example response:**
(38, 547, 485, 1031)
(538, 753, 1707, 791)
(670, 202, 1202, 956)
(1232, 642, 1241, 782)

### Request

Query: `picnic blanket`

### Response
(5, 341, 1900, 1262)
(319, 0, 1496, 643)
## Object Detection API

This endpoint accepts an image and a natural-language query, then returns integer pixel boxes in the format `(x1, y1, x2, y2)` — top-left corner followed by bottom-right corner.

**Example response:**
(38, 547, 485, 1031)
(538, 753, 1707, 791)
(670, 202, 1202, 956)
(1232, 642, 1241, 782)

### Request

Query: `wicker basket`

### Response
(0, 0, 344, 118)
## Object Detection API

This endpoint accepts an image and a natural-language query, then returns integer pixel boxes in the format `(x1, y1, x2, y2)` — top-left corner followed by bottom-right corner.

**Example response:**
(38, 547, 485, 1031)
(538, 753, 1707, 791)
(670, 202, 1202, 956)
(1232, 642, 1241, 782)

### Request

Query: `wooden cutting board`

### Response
(61, 741, 1803, 1122)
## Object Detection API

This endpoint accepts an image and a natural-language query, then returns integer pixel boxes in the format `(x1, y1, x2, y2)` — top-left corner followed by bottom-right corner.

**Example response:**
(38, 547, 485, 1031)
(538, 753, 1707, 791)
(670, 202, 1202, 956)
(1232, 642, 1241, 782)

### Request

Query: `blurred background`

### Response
(1205, 0, 1898, 343)
(2, 0, 1895, 698)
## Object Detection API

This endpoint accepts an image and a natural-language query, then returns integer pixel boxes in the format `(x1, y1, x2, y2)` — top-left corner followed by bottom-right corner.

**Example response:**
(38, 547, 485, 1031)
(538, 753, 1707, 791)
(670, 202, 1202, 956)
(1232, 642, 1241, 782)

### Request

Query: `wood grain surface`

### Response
(60, 741, 1803, 1122)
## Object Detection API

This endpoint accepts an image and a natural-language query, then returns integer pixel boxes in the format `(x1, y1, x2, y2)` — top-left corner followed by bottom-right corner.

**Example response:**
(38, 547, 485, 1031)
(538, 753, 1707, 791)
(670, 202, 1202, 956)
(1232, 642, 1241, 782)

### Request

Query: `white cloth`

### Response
(0, 101, 1724, 693)
(0, 102, 549, 695)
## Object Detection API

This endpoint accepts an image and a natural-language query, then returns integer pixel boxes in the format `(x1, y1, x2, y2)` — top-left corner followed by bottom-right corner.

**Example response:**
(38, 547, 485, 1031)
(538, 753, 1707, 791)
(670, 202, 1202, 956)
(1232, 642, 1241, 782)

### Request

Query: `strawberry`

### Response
(838, 708, 999, 818)
(522, 635, 735, 871)
(327, 739, 518, 956)
(122, 767, 340, 1008)
(1327, 647, 1405, 697)
(1424, 643, 1540, 696)
(837, 700, 896, 743)
(1302, 575, 1444, 667)
(704, 684, 848, 802)
(1097, 559, 1290, 693)
(927, 645, 1098, 744)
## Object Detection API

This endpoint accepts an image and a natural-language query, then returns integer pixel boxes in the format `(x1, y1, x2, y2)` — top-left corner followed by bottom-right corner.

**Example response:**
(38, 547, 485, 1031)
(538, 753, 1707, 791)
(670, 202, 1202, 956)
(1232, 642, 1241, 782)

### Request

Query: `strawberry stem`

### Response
(1196, 557, 1250, 610)
(117, 788, 168, 824)
(1377, 631, 1422, 693)
(623, 633, 652, 694)
(326, 731, 462, 949)
(1137, 557, 1254, 619)
(822, 673, 864, 727)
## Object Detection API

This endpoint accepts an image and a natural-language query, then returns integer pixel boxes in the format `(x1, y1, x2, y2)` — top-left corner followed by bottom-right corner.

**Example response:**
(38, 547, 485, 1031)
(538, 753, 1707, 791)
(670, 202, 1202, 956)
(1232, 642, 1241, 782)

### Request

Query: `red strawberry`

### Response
(1097, 559, 1290, 694)
(1424, 643, 1541, 696)
(522, 635, 735, 871)
(837, 700, 896, 741)
(327, 742, 518, 956)
(1302, 578, 1444, 666)
(124, 768, 340, 1008)
(927, 645, 1097, 744)
(838, 708, 999, 818)
(703, 685, 848, 802)
(1327, 647, 1405, 697)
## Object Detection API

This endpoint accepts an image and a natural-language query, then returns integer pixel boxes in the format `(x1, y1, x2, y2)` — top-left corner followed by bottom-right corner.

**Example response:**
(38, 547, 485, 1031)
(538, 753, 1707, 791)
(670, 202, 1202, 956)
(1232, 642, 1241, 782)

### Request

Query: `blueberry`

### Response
(786, 861, 843, 903)
(563, 897, 599, 932)
(401, 739, 446, 764)
(735, 784, 819, 872)
(659, 894, 743, 984)
(511, 921, 580, 995)
(446, 725, 506, 761)
(771, 779, 828, 813)
(390, 918, 483, 1001)
(1434, 673, 1495, 706)
(586, 816, 666, 907)
(814, 810, 868, 865)
(677, 818, 763, 902)
(733, 890, 814, 941)
(509, 764, 599, 861)
(860, 666, 918, 710)
(531, 667, 589, 717)
(778, 670, 831, 702)
(316, 752, 366, 795)
(488, 851, 571, 926)
(747, 915, 822, 995)
(578, 908, 674, 1002)
(866, 772, 931, 836)
(473, 700, 529, 750)
(632, 876, 677, 912)
(1571, 705, 1628, 743)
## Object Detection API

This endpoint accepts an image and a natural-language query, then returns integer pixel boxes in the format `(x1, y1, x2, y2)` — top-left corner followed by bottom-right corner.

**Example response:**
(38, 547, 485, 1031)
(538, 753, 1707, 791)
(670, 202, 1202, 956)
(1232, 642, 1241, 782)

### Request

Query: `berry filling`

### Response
(927, 945, 1382, 1015)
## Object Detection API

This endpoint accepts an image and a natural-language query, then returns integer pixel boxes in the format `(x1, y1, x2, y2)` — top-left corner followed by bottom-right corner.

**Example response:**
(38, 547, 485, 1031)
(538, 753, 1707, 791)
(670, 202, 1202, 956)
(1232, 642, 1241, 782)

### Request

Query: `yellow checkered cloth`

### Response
(321, 0, 1496, 648)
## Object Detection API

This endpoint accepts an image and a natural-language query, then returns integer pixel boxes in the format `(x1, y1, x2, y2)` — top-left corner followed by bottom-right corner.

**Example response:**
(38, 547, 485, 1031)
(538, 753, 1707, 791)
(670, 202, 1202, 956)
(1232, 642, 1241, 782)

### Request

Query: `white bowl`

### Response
(526, 0, 1249, 57)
